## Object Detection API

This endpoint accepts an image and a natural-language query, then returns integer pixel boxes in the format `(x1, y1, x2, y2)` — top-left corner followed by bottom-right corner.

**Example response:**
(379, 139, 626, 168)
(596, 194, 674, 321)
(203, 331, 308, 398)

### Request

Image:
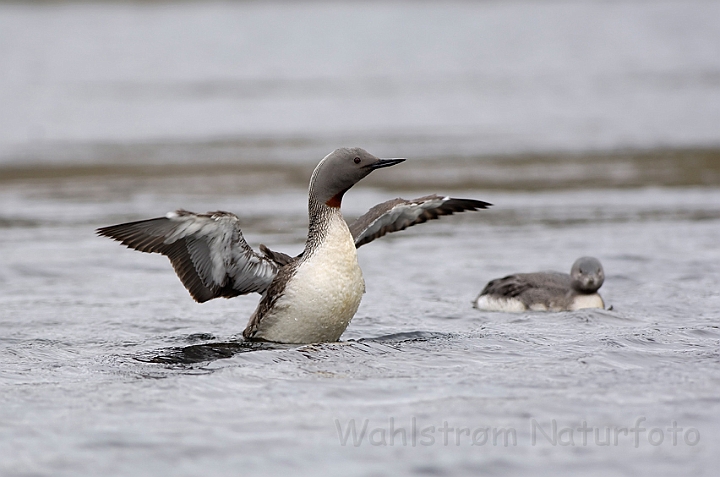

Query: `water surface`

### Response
(1, 157, 719, 476)
(1, 1, 720, 476)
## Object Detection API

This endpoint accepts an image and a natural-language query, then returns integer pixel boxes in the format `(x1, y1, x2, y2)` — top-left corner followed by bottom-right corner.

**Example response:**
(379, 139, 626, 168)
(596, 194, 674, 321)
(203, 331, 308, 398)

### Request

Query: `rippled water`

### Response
(2, 1, 720, 476)
(1, 161, 719, 476)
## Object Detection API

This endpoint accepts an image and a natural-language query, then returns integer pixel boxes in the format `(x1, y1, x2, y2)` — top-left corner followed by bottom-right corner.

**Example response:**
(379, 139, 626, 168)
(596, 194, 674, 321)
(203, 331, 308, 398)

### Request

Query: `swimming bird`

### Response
(97, 147, 490, 343)
(474, 256, 605, 312)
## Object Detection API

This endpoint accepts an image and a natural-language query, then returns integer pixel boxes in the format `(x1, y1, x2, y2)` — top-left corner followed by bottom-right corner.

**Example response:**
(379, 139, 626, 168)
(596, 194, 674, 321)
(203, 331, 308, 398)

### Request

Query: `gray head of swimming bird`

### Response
(570, 256, 605, 293)
(310, 147, 405, 207)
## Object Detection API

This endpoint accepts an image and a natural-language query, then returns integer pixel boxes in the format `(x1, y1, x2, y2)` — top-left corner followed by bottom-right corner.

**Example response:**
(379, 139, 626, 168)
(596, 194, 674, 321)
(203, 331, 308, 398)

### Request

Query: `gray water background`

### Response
(1, 1, 720, 476)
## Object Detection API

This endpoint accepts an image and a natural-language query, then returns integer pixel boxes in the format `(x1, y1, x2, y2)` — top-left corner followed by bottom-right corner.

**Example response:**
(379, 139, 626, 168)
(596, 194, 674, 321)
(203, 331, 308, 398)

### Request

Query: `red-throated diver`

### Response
(474, 256, 605, 312)
(97, 147, 490, 343)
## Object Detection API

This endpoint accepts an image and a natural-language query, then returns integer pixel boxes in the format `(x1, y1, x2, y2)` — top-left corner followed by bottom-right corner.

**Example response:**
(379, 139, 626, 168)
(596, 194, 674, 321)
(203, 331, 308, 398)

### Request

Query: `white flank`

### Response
(474, 295, 527, 312)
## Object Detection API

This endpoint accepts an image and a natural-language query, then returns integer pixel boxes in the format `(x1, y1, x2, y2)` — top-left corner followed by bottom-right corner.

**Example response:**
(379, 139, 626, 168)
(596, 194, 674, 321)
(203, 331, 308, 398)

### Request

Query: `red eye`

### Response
(354, 157, 361, 164)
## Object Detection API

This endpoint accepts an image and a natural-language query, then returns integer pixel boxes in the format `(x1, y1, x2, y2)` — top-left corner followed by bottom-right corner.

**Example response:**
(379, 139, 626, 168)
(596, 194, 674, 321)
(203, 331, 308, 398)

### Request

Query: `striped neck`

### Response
(304, 196, 345, 257)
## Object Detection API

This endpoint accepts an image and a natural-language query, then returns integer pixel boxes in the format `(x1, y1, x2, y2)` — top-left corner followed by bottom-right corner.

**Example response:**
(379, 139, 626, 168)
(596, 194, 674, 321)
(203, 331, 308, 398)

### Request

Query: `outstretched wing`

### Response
(96, 210, 280, 302)
(349, 195, 491, 248)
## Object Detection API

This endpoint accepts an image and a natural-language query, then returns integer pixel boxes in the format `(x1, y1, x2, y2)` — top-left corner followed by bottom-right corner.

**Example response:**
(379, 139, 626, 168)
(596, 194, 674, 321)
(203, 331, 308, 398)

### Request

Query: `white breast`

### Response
(253, 213, 365, 343)
(569, 293, 605, 311)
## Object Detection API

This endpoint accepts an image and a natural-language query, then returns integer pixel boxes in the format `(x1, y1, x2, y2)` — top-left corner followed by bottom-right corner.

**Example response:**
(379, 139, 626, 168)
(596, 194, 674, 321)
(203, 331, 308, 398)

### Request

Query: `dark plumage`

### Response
(474, 257, 605, 312)
(350, 195, 490, 248)
(97, 210, 277, 303)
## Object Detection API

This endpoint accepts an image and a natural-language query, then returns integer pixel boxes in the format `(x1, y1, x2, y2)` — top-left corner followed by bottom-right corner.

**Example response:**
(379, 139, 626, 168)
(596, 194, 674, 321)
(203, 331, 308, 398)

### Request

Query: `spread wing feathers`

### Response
(480, 272, 570, 298)
(349, 195, 491, 248)
(96, 210, 279, 302)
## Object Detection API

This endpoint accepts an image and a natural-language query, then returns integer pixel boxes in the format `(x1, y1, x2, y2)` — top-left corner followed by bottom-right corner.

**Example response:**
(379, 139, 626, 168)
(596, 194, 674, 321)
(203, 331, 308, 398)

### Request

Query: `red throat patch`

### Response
(325, 193, 343, 208)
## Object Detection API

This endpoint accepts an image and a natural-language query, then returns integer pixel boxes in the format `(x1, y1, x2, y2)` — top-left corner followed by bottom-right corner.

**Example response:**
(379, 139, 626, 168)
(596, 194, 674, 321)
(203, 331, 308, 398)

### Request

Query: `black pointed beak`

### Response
(369, 158, 406, 170)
